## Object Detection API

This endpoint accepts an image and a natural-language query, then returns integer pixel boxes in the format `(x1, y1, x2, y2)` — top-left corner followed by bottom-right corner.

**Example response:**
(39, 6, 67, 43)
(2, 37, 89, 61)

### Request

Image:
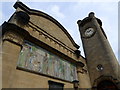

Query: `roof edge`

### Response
(13, 1, 80, 49)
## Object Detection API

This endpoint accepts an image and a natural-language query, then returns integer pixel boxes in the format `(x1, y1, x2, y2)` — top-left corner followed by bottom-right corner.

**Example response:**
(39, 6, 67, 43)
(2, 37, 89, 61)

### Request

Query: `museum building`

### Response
(1, 1, 120, 89)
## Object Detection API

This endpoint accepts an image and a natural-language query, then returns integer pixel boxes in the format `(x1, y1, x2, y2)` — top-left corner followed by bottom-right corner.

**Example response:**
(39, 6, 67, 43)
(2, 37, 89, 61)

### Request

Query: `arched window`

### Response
(97, 80, 118, 90)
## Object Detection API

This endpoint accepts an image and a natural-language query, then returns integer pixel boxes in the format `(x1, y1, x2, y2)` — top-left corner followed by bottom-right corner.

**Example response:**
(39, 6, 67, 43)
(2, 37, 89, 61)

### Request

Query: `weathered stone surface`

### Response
(78, 12, 120, 89)
(1, 1, 86, 89)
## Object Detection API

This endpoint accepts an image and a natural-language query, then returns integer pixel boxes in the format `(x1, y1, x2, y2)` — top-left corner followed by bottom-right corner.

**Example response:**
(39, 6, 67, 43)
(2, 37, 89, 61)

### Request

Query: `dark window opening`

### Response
(48, 80, 64, 90)
(97, 80, 118, 90)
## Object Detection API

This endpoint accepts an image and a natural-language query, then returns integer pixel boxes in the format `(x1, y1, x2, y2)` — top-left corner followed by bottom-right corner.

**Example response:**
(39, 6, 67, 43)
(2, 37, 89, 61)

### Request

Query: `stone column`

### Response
(2, 31, 23, 88)
(76, 61, 91, 89)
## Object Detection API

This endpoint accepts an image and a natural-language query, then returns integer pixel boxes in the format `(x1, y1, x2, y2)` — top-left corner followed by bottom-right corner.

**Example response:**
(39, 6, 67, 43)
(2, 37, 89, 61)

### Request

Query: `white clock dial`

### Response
(85, 28, 94, 37)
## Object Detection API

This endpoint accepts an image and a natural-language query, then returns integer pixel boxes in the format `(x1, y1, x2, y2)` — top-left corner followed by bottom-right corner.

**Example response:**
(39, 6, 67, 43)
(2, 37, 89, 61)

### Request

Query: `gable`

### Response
(13, 1, 79, 50)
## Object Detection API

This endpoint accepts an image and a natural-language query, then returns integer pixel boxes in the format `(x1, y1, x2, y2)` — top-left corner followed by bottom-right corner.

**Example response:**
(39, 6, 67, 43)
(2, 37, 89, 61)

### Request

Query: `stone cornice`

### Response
(13, 1, 80, 49)
(3, 31, 23, 45)
(27, 21, 75, 53)
(1, 22, 84, 66)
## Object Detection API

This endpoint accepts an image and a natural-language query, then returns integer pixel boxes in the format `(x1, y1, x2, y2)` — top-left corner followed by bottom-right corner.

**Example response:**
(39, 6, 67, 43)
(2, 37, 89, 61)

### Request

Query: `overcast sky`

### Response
(0, 0, 119, 63)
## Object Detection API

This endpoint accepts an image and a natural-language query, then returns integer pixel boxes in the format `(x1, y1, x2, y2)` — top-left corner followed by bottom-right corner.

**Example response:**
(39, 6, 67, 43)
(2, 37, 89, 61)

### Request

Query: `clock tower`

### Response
(77, 12, 120, 89)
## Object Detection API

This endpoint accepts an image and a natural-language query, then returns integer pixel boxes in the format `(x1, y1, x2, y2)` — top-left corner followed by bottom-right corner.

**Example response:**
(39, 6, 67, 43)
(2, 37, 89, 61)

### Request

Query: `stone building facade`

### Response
(1, 1, 120, 89)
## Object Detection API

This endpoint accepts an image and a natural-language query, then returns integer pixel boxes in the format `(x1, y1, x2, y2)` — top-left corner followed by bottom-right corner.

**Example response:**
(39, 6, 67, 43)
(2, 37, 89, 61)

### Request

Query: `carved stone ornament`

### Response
(15, 11, 30, 26)
(77, 66, 87, 74)
(3, 31, 23, 45)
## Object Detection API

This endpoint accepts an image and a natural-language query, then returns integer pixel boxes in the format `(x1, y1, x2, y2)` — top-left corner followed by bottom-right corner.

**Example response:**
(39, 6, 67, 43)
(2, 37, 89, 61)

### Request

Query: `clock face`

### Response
(84, 28, 95, 37)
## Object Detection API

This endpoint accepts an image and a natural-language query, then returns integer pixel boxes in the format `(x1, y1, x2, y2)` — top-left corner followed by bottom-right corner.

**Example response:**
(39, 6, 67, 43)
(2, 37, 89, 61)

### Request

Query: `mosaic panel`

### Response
(18, 41, 78, 81)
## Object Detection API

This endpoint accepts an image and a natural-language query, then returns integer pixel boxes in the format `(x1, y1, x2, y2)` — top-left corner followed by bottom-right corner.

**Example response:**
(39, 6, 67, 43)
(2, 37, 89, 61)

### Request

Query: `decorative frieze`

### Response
(17, 41, 78, 82)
